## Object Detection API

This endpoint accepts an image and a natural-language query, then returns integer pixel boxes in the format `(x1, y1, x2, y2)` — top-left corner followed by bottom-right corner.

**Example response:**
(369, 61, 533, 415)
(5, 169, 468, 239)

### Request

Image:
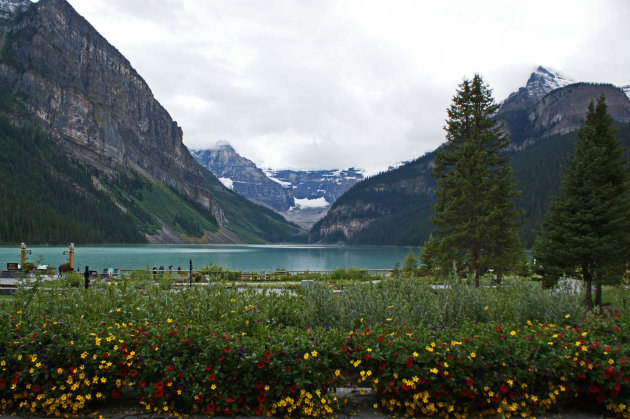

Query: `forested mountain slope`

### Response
(311, 79, 630, 247)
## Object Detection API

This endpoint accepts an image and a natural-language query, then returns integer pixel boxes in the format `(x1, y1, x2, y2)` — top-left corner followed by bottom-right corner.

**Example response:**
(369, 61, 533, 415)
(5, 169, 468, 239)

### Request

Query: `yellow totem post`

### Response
(20, 242, 30, 266)
(64, 243, 75, 271)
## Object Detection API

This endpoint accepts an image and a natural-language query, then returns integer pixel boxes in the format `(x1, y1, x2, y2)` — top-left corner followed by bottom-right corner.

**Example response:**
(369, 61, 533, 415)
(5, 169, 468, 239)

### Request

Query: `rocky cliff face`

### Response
(0, 0, 224, 224)
(192, 144, 294, 212)
(527, 83, 630, 138)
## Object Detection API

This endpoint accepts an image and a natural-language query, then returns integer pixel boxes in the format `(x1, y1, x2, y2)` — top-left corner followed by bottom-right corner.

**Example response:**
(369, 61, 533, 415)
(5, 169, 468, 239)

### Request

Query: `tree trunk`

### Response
(496, 269, 503, 286)
(594, 284, 602, 307)
(583, 266, 593, 310)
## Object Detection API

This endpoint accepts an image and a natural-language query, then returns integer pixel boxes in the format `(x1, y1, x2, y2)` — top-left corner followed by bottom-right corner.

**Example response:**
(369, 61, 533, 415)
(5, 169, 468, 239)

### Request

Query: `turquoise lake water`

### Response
(0, 244, 419, 272)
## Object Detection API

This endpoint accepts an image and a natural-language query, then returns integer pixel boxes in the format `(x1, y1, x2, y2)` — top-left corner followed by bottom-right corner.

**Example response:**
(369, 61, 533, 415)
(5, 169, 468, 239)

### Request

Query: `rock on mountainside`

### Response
(191, 143, 294, 212)
(0, 0, 300, 244)
(311, 67, 630, 246)
(499, 83, 630, 150)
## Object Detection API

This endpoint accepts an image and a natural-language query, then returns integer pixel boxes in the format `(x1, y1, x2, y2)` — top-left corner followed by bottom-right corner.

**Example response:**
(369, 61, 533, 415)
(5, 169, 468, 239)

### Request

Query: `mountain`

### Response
(192, 142, 364, 230)
(311, 67, 630, 247)
(191, 143, 294, 212)
(0, 0, 300, 244)
(499, 66, 574, 113)
(623, 85, 630, 100)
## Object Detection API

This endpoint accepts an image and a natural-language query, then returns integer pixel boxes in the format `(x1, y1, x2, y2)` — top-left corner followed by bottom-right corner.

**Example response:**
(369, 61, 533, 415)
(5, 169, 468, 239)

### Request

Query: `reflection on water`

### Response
(0, 244, 419, 272)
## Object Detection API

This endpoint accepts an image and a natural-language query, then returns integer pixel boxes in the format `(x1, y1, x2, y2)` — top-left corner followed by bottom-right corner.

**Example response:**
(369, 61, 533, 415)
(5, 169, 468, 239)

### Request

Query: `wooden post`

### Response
(20, 243, 27, 266)
(68, 243, 74, 271)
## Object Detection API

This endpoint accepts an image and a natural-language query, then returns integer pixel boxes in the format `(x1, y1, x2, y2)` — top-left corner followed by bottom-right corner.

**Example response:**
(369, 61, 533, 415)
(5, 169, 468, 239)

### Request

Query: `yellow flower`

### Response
(167, 318, 173, 323)
(470, 352, 476, 358)
(510, 331, 516, 336)
(335, 369, 341, 376)
(311, 350, 317, 357)
(425, 346, 434, 352)
(608, 359, 615, 365)
(413, 352, 419, 358)
(565, 314, 570, 318)
(304, 353, 309, 360)
(484, 306, 489, 311)
(430, 368, 438, 374)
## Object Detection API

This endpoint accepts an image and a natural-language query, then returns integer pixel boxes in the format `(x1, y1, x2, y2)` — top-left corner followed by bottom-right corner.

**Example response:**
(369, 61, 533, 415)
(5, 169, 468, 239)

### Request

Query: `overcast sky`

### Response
(66, 0, 630, 174)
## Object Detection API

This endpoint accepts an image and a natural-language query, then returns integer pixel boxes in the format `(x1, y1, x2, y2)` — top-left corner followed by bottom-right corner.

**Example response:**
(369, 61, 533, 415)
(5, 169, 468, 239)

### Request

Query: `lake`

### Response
(0, 244, 419, 272)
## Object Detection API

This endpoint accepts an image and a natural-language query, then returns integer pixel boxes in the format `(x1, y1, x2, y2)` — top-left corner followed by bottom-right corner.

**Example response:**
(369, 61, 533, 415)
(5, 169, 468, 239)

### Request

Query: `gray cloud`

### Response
(67, 0, 630, 174)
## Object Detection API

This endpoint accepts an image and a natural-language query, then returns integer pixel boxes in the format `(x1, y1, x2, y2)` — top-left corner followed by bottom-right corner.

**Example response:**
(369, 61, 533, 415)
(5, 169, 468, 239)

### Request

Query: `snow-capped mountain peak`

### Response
(498, 65, 575, 113)
(622, 85, 630, 100)
(525, 66, 575, 98)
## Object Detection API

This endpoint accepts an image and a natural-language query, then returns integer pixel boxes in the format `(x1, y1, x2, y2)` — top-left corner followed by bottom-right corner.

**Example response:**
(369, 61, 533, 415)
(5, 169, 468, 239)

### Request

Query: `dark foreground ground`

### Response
(0, 387, 613, 419)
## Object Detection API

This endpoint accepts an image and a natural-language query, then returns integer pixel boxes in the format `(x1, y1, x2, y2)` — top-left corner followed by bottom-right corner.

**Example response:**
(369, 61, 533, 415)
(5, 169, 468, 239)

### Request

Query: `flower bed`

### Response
(0, 280, 628, 417)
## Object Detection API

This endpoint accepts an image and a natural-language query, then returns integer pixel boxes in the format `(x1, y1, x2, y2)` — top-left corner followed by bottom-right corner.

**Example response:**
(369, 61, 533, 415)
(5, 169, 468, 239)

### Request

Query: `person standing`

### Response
(84, 266, 90, 289)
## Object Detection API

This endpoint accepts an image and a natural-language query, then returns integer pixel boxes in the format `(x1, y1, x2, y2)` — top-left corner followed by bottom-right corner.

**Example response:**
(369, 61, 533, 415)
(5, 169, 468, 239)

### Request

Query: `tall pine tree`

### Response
(534, 95, 630, 309)
(430, 74, 523, 286)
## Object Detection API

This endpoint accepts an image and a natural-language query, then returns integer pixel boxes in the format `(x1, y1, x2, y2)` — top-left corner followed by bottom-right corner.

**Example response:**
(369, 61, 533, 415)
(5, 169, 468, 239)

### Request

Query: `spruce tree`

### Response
(430, 74, 523, 286)
(534, 95, 630, 309)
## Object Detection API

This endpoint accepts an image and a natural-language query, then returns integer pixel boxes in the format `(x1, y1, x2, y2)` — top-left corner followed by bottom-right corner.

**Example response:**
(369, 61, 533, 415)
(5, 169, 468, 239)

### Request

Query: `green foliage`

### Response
(0, 113, 146, 244)
(430, 74, 524, 285)
(402, 249, 418, 277)
(534, 96, 630, 307)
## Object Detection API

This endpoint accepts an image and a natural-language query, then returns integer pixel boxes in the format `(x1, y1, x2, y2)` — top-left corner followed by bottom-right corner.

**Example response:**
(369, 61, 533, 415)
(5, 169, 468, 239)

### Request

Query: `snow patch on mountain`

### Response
(0, 0, 29, 20)
(294, 197, 329, 209)
(218, 177, 234, 190)
(623, 85, 630, 100)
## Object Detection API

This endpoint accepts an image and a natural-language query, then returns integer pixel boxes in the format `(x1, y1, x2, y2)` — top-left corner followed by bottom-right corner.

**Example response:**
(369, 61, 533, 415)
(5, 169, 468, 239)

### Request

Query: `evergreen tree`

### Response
(430, 74, 523, 286)
(534, 95, 630, 309)
(402, 249, 418, 278)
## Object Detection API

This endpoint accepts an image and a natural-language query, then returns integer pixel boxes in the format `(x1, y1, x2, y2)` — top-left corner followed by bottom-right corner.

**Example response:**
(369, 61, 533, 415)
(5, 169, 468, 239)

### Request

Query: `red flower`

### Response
(205, 402, 216, 413)
(614, 382, 621, 391)
(257, 393, 265, 403)
(111, 388, 121, 399)
(154, 388, 164, 398)
(224, 348, 231, 353)
(207, 374, 215, 382)
(225, 397, 232, 403)
(32, 385, 41, 393)
(130, 370, 138, 377)
(364, 353, 372, 361)
(404, 357, 413, 368)
(499, 383, 508, 394)
(194, 394, 204, 403)
(589, 385, 599, 394)
(257, 360, 265, 369)
(167, 365, 174, 372)
(139, 380, 146, 388)
(0, 379, 5, 388)
(217, 356, 225, 362)
(264, 349, 271, 358)
(290, 383, 297, 393)
(466, 378, 473, 387)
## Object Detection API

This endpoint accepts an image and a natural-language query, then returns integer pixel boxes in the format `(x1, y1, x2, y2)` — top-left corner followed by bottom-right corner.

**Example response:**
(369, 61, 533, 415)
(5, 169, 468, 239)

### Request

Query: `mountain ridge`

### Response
(311, 69, 630, 247)
(0, 0, 300, 244)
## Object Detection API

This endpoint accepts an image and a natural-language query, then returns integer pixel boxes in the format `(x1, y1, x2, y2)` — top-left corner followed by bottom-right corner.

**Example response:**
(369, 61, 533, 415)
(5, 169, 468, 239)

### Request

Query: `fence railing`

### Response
(114, 268, 394, 282)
